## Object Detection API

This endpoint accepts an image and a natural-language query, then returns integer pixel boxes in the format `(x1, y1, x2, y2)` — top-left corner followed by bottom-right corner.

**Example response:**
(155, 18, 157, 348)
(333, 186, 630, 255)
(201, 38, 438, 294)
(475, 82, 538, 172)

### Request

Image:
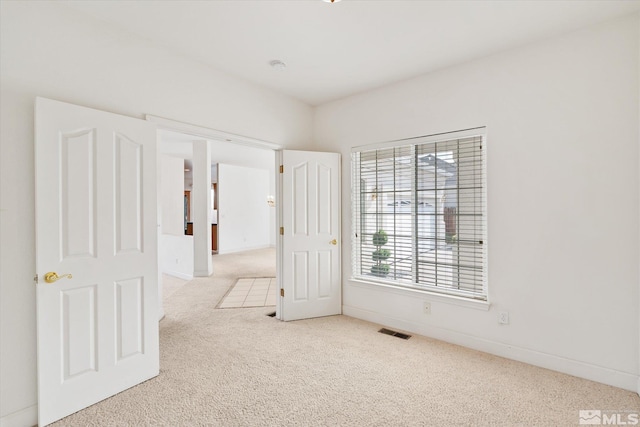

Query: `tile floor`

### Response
(218, 277, 277, 308)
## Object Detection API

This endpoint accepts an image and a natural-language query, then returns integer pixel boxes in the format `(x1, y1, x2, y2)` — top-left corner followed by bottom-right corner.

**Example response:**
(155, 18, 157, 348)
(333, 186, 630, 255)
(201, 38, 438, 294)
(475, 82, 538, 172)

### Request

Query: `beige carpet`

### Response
(161, 273, 188, 301)
(52, 247, 640, 426)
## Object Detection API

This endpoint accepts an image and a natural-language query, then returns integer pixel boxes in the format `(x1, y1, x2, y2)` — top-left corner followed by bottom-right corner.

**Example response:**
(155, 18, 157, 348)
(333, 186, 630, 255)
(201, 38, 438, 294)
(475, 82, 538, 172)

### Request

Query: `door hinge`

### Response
(279, 165, 283, 174)
(280, 288, 284, 297)
(280, 227, 284, 235)
(33, 274, 38, 284)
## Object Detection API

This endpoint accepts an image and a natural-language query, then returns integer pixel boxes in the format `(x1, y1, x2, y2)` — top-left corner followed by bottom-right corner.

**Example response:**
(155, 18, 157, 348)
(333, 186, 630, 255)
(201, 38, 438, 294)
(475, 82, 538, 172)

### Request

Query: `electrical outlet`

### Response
(498, 311, 509, 324)
(423, 302, 431, 315)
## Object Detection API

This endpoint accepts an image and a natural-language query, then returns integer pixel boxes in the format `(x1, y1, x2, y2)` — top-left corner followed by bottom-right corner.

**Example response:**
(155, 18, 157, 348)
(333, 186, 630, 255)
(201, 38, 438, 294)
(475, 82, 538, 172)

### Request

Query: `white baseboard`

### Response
(161, 270, 193, 280)
(193, 269, 212, 277)
(217, 244, 272, 255)
(343, 305, 638, 392)
(0, 405, 37, 427)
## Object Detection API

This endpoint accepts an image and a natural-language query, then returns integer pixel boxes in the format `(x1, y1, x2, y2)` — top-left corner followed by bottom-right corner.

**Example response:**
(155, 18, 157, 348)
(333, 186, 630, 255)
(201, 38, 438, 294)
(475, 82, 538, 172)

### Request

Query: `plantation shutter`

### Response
(351, 129, 487, 300)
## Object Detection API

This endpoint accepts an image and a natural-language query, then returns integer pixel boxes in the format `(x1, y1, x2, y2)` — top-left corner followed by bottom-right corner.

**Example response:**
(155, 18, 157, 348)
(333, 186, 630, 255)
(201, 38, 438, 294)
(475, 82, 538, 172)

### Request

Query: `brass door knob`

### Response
(44, 272, 73, 283)
(330, 239, 337, 245)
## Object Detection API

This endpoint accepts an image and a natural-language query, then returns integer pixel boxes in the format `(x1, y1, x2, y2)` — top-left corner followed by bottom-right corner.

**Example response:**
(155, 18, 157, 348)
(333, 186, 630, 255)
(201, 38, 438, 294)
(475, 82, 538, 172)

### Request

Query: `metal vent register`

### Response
(378, 328, 411, 340)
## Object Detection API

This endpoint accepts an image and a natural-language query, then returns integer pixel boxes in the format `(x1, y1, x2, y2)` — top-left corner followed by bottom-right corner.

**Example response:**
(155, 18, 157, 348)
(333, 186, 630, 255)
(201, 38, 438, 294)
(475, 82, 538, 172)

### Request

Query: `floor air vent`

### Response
(378, 328, 411, 340)
(266, 311, 276, 317)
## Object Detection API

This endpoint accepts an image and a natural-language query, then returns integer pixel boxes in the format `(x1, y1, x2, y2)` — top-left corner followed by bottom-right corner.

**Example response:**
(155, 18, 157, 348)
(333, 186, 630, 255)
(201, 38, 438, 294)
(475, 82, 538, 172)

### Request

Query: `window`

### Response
(351, 129, 487, 300)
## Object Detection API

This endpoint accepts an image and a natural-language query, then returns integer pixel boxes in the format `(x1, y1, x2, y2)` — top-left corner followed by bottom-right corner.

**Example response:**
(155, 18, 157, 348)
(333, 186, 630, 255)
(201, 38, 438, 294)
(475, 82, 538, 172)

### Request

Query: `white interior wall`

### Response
(208, 141, 277, 247)
(160, 155, 185, 236)
(160, 235, 194, 281)
(0, 2, 312, 423)
(159, 135, 276, 246)
(211, 164, 218, 224)
(217, 164, 272, 254)
(192, 140, 213, 276)
(315, 13, 640, 391)
(211, 164, 218, 184)
(159, 155, 193, 280)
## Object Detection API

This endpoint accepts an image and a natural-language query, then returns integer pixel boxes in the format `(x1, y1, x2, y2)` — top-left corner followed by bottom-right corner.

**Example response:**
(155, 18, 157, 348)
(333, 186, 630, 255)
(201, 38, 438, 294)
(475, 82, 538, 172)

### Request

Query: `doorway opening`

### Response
(154, 123, 280, 312)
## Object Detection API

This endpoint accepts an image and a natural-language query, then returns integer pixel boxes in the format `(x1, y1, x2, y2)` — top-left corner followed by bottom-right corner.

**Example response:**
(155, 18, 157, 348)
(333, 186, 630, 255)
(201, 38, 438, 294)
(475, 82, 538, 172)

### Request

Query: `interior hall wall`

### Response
(217, 164, 271, 254)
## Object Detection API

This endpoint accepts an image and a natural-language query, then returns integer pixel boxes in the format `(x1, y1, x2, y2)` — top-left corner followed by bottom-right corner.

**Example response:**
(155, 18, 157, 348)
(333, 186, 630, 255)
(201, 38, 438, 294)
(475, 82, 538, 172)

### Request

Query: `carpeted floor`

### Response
(161, 274, 188, 301)
(52, 247, 640, 426)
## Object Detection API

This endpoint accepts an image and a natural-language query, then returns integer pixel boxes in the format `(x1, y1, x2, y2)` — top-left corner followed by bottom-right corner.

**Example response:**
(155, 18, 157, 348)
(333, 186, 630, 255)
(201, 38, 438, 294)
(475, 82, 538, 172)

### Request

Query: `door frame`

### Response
(147, 115, 282, 285)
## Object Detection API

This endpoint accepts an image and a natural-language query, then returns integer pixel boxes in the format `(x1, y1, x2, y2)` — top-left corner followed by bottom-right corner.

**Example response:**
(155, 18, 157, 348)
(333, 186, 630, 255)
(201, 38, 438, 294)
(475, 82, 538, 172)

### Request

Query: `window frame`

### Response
(350, 127, 488, 302)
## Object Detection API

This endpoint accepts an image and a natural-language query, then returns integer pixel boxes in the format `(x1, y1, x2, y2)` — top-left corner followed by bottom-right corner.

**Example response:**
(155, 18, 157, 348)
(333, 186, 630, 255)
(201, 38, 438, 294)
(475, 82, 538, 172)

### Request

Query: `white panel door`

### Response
(277, 150, 341, 321)
(35, 98, 159, 426)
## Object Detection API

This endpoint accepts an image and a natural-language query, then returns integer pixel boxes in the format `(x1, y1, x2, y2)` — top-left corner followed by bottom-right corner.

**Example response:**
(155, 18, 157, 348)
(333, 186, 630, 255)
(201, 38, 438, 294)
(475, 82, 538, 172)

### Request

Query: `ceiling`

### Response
(64, 0, 640, 106)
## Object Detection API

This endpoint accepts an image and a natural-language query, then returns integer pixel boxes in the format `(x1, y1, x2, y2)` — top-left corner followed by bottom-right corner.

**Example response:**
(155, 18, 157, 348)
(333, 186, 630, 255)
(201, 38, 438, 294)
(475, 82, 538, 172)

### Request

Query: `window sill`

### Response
(348, 278, 491, 311)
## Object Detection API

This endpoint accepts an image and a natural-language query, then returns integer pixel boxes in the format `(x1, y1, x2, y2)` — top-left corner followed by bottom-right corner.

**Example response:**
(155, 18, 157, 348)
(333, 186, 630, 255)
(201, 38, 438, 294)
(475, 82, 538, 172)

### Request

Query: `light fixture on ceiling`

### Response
(323, 0, 342, 2)
(269, 60, 286, 71)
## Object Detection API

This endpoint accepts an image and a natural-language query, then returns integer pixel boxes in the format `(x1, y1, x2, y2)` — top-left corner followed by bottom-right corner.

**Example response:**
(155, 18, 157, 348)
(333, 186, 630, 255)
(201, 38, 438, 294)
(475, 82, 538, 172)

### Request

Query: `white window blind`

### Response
(351, 130, 487, 300)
